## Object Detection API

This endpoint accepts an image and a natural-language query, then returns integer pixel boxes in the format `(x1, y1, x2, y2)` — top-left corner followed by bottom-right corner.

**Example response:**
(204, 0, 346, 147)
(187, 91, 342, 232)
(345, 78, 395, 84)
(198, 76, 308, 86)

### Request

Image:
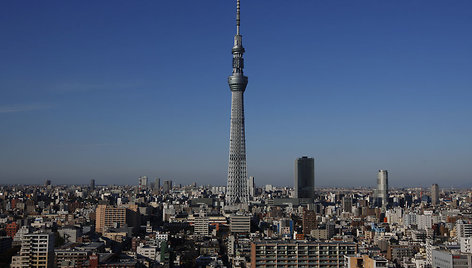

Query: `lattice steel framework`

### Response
(226, 0, 249, 206)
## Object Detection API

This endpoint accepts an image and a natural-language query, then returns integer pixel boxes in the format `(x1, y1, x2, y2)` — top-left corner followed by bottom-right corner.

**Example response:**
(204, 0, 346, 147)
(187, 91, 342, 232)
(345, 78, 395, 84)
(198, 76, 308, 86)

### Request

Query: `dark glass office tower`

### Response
(295, 156, 315, 199)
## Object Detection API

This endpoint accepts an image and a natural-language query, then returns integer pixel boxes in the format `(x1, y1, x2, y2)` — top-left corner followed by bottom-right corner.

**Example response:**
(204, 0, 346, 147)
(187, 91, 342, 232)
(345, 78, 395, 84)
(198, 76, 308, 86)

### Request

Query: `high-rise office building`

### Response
(294, 156, 315, 199)
(226, 0, 249, 206)
(375, 170, 389, 208)
(431, 183, 439, 206)
(247, 176, 255, 198)
(154, 178, 161, 193)
(90, 179, 95, 190)
(163, 180, 172, 194)
(138, 176, 148, 189)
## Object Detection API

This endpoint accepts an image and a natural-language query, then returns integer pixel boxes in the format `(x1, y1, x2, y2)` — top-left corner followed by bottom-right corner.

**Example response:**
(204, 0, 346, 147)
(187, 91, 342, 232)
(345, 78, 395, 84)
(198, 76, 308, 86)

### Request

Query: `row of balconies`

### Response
(255, 262, 337, 267)
(257, 247, 355, 251)
(259, 245, 351, 248)
(255, 256, 342, 261)
(256, 250, 349, 255)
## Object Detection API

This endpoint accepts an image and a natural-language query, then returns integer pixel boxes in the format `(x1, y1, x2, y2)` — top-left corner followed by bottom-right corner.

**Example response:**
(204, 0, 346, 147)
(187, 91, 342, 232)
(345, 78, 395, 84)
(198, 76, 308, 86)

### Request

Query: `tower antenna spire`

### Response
(236, 0, 240, 35)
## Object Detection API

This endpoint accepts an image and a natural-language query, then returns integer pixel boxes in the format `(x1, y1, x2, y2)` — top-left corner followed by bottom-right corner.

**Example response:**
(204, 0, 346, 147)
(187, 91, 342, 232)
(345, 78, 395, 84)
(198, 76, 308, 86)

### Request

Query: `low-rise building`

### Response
(230, 214, 251, 233)
(137, 244, 159, 261)
(345, 254, 389, 268)
(251, 241, 357, 268)
(432, 249, 472, 268)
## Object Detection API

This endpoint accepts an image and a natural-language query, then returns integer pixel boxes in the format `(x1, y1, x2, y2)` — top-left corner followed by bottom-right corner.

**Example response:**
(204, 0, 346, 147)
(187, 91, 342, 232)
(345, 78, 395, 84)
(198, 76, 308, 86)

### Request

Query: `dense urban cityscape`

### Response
(1, 0, 471, 267)
(0, 170, 472, 267)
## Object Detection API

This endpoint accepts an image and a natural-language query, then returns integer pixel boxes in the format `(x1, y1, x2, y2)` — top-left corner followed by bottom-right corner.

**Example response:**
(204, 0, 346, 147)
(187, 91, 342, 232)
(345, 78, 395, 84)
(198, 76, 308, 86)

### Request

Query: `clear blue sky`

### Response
(1, 0, 471, 187)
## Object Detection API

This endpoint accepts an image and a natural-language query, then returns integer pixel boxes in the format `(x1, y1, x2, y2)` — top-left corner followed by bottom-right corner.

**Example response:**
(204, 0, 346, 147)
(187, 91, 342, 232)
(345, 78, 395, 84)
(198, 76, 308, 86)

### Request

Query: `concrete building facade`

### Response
(431, 183, 440, 206)
(375, 170, 389, 208)
(11, 232, 54, 268)
(251, 241, 357, 268)
(230, 214, 251, 233)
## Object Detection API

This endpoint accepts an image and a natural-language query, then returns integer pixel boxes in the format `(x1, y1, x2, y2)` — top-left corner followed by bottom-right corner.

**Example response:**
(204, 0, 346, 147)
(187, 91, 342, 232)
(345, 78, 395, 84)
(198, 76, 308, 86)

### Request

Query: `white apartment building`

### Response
(156, 232, 168, 241)
(11, 232, 54, 268)
(460, 237, 472, 254)
(194, 216, 209, 236)
(137, 244, 159, 261)
(456, 222, 472, 239)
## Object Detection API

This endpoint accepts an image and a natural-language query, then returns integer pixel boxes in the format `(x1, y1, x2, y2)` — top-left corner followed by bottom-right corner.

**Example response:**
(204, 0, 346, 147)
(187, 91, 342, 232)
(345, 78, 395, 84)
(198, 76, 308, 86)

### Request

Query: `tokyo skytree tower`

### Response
(225, 0, 249, 206)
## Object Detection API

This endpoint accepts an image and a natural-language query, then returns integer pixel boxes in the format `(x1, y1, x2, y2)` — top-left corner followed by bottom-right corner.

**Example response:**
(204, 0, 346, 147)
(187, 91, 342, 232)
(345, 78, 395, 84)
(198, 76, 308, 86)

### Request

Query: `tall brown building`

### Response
(431, 183, 440, 206)
(302, 210, 316, 235)
(95, 204, 139, 233)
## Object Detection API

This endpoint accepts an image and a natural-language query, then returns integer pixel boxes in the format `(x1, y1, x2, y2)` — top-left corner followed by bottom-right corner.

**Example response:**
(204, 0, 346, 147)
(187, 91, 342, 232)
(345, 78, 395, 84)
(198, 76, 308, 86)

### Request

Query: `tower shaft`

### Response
(226, 91, 248, 205)
(226, 0, 249, 206)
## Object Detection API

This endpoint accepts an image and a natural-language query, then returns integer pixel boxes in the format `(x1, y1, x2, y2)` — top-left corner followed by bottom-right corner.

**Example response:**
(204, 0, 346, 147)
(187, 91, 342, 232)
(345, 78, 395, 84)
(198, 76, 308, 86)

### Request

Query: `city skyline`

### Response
(1, 0, 471, 187)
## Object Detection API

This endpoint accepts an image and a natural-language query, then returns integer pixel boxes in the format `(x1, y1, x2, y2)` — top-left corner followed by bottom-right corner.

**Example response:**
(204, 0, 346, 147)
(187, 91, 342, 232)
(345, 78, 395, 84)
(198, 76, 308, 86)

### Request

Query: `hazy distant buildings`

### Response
(155, 178, 161, 192)
(431, 183, 439, 206)
(90, 179, 95, 190)
(375, 170, 389, 208)
(247, 176, 255, 198)
(225, 0, 249, 206)
(294, 156, 315, 199)
(163, 180, 173, 194)
(138, 176, 148, 189)
(44, 180, 51, 186)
